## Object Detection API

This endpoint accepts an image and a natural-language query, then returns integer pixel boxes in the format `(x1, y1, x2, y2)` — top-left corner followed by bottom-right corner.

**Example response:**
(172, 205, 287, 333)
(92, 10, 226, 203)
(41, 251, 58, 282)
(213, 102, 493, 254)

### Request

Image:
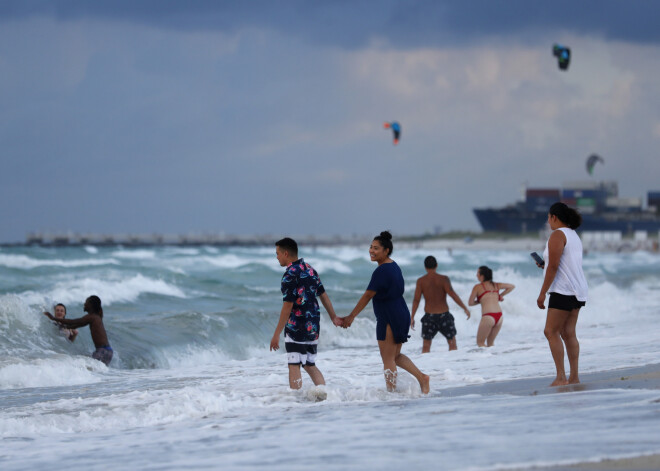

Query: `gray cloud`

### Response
(1, 2, 660, 242)
(3, 1, 660, 47)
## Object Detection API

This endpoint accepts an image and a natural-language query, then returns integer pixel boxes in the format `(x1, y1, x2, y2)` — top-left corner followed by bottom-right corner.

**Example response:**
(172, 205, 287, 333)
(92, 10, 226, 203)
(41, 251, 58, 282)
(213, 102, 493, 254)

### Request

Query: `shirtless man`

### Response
(411, 256, 471, 352)
(44, 295, 113, 365)
(52, 303, 78, 342)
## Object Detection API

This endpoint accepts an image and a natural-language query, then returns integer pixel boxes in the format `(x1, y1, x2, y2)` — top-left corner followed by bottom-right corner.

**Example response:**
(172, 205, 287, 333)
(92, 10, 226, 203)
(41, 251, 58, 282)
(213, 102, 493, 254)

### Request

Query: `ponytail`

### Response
(549, 202, 582, 229)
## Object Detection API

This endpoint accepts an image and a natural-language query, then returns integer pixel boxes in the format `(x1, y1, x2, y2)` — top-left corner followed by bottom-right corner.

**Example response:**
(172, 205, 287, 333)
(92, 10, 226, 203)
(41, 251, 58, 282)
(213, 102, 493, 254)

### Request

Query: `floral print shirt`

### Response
(281, 258, 325, 342)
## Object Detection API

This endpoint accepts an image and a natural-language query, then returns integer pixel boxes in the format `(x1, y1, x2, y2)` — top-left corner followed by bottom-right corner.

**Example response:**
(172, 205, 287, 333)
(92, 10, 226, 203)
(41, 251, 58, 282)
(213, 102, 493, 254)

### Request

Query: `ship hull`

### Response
(473, 208, 547, 234)
(474, 208, 660, 234)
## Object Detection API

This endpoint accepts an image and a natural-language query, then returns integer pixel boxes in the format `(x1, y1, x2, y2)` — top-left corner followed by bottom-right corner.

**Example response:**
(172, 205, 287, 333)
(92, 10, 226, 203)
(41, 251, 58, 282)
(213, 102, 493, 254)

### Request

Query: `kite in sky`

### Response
(586, 154, 604, 175)
(553, 44, 571, 70)
(383, 121, 401, 145)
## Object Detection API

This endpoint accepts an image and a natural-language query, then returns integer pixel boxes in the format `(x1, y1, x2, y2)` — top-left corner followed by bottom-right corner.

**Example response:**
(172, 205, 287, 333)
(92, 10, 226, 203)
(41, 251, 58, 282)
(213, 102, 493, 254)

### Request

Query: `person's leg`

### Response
(377, 330, 399, 391)
(385, 326, 429, 394)
(560, 308, 581, 384)
(440, 314, 458, 351)
(303, 364, 326, 386)
(544, 308, 570, 386)
(422, 339, 433, 353)
(476, 316, 495, 347)
(486, 318, 503, 347)
(288, 364, 303, 389)
(421, 315, 433, 353)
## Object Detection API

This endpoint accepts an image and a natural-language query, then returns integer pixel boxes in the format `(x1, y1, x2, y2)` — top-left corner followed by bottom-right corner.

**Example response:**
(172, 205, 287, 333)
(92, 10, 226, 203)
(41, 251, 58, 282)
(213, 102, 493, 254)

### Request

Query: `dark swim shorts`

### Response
(285, 342, 317, 366)
(421, 312, 456, 340)
(92, 346, 113, 366)
(548, 293, 586, 312)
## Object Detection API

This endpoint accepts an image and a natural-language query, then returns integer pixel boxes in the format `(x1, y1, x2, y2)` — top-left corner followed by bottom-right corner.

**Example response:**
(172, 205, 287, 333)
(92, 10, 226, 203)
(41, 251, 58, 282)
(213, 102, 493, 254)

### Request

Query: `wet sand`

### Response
(442, 364, 660, 471)
(440, 363, 660, 399)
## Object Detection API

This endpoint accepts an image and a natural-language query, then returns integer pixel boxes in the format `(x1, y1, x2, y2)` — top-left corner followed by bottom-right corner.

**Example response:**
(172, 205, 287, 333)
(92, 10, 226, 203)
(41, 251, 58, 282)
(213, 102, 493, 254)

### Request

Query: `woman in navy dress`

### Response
(341, 231, 429, 394)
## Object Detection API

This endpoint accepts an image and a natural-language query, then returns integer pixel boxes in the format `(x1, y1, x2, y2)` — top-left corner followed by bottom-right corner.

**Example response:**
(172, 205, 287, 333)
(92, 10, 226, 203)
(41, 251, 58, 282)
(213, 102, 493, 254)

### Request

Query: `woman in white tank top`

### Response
(536, 202, 588, 387)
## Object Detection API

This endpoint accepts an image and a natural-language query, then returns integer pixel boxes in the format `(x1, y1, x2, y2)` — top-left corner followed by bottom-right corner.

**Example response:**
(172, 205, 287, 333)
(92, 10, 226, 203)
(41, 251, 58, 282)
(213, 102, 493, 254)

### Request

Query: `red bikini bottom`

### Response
(483, 312, 502, 325)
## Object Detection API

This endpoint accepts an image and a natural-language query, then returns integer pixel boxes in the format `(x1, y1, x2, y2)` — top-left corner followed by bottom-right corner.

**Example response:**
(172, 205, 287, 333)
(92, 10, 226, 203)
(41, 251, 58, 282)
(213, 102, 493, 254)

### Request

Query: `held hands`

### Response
(339, 315, 354, 329)
(332, 316, 344, 327)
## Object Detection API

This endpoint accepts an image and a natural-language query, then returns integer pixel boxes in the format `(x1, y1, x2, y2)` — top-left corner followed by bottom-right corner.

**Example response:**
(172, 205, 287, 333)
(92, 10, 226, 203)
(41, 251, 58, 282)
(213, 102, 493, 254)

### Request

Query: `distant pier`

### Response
(15, 232, 372, 248)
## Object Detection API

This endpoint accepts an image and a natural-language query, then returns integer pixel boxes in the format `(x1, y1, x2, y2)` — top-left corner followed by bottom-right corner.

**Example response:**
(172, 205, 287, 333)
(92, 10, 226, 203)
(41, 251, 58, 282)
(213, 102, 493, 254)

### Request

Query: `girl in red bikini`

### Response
(467, 266, 515, 347)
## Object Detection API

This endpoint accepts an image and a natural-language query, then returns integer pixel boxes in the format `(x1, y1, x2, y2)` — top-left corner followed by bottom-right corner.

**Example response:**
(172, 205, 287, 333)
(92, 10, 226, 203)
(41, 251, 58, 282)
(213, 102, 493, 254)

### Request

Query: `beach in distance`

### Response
(1, 243, 659, 470)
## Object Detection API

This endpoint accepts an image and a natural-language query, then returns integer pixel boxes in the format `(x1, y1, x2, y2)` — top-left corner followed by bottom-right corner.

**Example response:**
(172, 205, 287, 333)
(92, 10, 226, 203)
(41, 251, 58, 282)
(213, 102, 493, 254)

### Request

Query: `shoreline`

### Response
(442, 363, 660, 471)
(505, 453, 660, 471)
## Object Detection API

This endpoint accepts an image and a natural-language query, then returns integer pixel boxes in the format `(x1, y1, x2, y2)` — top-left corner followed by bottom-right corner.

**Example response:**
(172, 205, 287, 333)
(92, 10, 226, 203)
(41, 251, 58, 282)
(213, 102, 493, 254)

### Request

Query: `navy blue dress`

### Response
(367, 261, 410, 344)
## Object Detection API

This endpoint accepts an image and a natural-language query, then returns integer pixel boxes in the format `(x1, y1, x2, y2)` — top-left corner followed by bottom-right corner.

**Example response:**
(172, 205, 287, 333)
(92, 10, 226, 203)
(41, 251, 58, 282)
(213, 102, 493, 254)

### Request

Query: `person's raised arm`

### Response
(498, 283, 515, 299)
(342, 290, 376, 328)
(270, 301, 294, 351)
(319, 292, 342, 327)
(410, 280, 423, 329)
(446, 279, 471, 319)
(537, 231, 566, 309)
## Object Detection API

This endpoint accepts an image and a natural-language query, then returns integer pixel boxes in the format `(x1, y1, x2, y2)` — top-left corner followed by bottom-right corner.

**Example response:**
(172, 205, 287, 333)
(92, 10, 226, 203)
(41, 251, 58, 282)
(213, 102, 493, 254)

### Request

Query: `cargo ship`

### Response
(473, 181, 660, 234)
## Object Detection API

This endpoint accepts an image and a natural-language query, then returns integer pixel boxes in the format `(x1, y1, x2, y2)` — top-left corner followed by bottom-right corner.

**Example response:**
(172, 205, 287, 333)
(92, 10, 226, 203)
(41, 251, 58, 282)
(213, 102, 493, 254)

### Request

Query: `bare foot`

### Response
(550, 377, 569, 387)
(419, 374, 430, 395)
(568, 376, 580, 384)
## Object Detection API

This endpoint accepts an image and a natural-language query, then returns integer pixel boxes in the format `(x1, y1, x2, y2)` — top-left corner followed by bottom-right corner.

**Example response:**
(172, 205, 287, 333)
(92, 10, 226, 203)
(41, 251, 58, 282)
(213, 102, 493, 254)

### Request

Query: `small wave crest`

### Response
(0, 253, 118, 269)
(17, 274, 187, 307)
(0, 356, 104, 389)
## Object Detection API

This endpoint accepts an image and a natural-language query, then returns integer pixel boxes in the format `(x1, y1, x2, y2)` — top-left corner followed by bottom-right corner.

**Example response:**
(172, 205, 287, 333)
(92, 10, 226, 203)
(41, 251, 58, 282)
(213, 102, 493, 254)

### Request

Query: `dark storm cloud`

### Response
(2, 0, 660, 47)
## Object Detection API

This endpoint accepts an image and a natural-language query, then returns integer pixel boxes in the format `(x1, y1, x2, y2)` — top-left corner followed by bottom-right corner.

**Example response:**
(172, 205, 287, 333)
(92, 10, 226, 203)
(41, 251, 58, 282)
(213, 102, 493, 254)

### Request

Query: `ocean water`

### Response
(1, 243, 660, 470)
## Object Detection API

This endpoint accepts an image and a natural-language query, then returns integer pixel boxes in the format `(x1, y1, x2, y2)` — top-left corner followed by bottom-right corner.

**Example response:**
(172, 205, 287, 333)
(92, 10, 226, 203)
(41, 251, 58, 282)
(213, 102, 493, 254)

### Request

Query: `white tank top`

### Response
(543, 227, 588, 302)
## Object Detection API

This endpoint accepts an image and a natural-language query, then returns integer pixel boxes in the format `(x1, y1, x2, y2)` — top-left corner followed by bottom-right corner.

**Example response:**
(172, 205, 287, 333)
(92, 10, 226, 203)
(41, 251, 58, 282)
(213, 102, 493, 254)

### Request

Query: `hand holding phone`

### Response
(530, 252, 545, 268)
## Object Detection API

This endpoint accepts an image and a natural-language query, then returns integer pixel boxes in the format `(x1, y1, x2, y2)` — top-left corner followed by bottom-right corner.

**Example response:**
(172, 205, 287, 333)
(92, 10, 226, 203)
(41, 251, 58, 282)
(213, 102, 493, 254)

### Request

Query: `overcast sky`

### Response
(2, 1, 660, 243)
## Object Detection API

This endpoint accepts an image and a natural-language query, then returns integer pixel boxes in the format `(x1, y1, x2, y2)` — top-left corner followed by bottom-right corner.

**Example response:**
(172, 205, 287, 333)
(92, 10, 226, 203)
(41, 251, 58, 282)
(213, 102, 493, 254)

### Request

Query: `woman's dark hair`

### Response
(55, 303, 66, 315)
(549, 202, 582, 230)
(373, 231, 393, 256)
(478, 266, 493, 282)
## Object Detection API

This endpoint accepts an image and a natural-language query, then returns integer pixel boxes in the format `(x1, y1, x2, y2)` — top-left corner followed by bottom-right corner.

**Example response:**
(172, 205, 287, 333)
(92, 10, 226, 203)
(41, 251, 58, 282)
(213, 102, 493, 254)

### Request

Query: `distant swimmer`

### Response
(411, 256, 471, 352)
(340, 231, 429, 394)
(44, 295, 113, 366)
(537, 203, 588, 387)
(50, 303, 78, 342)
(270, 237, 342, 391)
(468, 266, 515, 348)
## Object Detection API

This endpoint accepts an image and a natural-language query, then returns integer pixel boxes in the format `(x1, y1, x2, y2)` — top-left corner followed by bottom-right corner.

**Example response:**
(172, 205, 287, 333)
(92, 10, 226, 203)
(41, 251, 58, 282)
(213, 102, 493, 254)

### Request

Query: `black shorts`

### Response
(548, 293, 586, 312)
(421, 312, 456, 340)
(285, 342, 317, 366)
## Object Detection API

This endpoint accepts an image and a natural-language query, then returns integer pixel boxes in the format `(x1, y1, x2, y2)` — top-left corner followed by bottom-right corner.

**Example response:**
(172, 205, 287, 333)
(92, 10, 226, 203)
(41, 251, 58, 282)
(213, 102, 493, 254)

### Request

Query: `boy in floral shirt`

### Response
(270, 237, 342, 389)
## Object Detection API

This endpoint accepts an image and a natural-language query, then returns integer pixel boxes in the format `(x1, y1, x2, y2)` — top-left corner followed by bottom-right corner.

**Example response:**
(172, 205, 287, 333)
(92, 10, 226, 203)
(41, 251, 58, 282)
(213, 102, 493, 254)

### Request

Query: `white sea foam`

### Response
(0, 356, 104, 389)
(0, 254, 118, 269)
(18, 274, 187, 307)
(111, 249, 157, 259)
